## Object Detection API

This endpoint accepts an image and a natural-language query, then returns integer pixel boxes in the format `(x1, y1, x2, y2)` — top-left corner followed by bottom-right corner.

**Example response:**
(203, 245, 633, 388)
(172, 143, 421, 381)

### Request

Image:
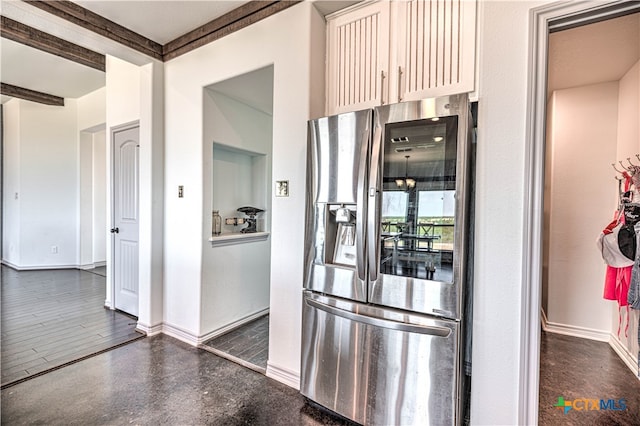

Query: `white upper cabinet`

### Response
(326, 1, 391, 115)
(396, 0, 476, 102)
(326, 0, 477, 115)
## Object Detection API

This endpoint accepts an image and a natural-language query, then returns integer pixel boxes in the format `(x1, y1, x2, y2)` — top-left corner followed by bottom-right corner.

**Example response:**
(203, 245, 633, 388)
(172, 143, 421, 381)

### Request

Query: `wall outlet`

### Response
(51, 246, 58, 254)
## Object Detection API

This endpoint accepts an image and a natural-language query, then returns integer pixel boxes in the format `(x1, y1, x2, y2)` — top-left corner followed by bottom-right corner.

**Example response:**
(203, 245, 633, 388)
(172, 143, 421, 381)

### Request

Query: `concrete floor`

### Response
(1, 335, 352, 425)
(3, 293, 639, 425)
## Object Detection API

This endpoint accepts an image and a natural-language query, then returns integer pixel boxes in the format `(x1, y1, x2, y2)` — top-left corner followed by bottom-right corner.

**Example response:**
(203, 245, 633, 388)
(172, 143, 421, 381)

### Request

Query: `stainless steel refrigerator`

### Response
(301, 94, 473, 425)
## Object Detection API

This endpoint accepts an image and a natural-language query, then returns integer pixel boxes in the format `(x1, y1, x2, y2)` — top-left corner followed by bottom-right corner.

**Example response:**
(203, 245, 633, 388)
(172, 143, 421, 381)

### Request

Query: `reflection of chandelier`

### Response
(396, 155, 416, 190)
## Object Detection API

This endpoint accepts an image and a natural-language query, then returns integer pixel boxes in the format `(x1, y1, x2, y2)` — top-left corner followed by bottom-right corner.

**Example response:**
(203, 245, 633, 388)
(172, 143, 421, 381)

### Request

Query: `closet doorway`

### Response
(539, 9, 640, 423)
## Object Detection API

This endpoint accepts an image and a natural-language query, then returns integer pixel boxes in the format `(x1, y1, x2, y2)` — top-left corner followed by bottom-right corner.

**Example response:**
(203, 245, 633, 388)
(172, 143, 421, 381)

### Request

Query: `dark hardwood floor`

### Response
(539, 331, 640, 425)
(202, 314, 269, 373)
(1, 265, 144, 387)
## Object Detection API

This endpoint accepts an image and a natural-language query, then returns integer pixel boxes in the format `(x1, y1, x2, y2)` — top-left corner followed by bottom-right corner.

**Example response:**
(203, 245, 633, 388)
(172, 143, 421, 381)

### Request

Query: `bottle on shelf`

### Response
(212, 210, 222, 236)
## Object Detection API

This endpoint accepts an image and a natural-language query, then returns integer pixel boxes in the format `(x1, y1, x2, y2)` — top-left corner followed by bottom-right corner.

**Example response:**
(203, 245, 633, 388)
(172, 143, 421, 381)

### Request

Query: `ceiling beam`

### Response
(1, 82, 64, 106)
(163, 1, 275, 56)
(23, 0, 163, 60)
(1, 16, 105, 72)
(16, 0, 303, 62)
(163, 1, 302, 61)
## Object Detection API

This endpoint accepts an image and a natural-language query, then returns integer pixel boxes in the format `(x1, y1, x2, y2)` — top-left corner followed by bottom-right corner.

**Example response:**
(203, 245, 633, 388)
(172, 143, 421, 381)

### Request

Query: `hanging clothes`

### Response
(627, 222, 640, 378)
(599, 171, 636, 338)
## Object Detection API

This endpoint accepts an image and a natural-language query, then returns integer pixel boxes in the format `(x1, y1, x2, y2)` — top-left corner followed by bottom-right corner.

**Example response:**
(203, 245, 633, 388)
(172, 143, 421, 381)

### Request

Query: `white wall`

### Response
(79, 131, 94, 267)
(14, 100, 80, 268)
(93, 129, 107, 262)
(472, 1, 547, 423)
(138, 60, 165, 332)
(614, 59, 640, 365)
(78, 87, 106, 131)
(545, 83, 618, 338)
(163, 2, 325, 384)
(2, 99, 21, 265)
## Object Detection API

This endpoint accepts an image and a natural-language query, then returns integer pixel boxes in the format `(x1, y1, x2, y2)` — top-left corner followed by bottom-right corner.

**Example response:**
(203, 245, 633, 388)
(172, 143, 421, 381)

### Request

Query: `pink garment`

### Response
(604, 265, 632, 337)
(604, 265, 631, 306)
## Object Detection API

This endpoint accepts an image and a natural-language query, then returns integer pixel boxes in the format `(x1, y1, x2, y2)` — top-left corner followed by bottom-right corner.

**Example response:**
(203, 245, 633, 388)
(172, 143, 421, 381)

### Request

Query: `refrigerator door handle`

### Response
(367, 124, 383, 282)
(355, 127, 369, 282)
(305, 297, 451, 338)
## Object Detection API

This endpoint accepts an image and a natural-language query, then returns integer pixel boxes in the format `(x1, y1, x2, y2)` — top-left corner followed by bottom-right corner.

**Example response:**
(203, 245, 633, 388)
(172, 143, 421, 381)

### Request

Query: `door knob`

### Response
(110, 227, 120, 234)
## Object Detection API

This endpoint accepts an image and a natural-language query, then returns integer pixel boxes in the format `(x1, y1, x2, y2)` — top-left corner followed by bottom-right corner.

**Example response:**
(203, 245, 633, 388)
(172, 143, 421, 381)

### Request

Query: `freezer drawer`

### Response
(300, 291, 460, 425)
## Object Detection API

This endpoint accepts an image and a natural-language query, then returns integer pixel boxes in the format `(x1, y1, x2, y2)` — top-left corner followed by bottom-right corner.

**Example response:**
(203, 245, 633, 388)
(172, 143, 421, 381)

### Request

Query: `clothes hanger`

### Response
(612, 163, 626, 174)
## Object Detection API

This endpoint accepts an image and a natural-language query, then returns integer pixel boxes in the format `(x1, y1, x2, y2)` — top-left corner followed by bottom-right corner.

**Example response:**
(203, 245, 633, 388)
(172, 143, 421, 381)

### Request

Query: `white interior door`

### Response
(112, 125, 139, 317)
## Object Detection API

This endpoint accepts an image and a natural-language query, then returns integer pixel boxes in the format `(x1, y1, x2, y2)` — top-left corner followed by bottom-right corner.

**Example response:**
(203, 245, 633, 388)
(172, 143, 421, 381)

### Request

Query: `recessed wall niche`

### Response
(212, 143, 268, 235)
(203, 65, 273, 240)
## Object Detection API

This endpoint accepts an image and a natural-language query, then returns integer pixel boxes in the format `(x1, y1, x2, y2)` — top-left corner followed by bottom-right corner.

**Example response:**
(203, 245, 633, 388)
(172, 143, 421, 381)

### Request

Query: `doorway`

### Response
(524, 2, 640, 424)
(542, 12, 639, 346)
(79, 125, 107, 275)
(199, 65, 274, 373)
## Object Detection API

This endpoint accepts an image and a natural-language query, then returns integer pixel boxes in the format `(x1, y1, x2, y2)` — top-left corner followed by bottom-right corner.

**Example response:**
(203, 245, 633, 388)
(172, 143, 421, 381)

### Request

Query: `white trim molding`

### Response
(609, 333, 640, 381)
(79, 261, 107, 270)
(1, 260, 81, 270)
(161, 322, 200, 346)
(136, 322, 162, 336)
(266, 362, 300, 390)
(543, 321, 610, 343)
(161, 308, 270, 347)
(523, 2, 640, 424)
(541, 307, 610, 342)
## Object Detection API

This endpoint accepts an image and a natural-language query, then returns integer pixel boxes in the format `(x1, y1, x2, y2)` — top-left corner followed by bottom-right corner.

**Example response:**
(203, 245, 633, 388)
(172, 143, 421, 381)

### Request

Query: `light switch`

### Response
(178, 185, 184, 198)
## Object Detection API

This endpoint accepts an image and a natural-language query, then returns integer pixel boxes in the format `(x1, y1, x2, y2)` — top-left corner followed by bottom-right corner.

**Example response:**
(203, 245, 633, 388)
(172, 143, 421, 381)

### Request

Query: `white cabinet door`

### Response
(395, 0, 476, 102)
(326, 0, 477, 114)
(326, 1, 390, 115)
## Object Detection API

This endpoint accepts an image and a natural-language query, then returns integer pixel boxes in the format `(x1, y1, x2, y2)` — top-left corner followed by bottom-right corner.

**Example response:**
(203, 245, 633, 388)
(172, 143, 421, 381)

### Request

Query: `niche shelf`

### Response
(208, 231, 270, 247)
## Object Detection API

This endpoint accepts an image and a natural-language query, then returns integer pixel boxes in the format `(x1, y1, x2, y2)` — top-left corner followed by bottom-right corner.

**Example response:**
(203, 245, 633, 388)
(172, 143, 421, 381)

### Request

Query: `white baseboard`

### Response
(198, 308, 270, 344)
(541, 311, 610, 342)
(162, 322, 200, 346)
(1, 260, 78, 271)
(130, 309, 272, 348)
(266, 362, 300, 390)
(2, 260, 106, 271)
(136, 322, 162, 336)
(79, 261, 107, 270)
(609, 333, 640, 381)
